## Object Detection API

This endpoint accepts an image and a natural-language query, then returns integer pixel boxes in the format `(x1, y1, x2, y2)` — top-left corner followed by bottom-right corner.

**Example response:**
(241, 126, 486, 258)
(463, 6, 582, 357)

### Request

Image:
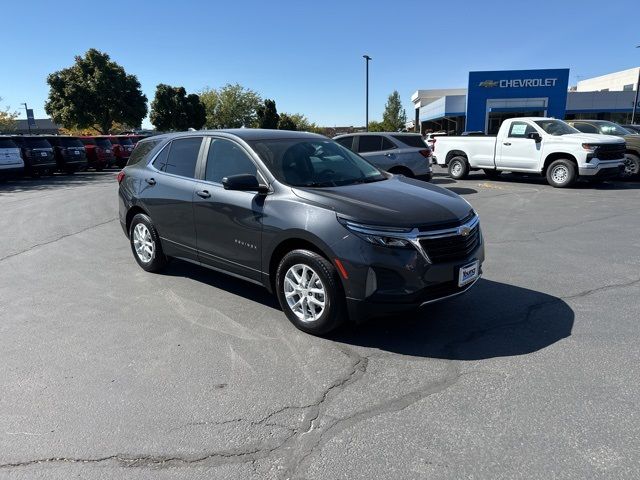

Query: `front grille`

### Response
(596, 144, 625, 160)
(418, 211, 475, 232)
(419, 223, 481, 263)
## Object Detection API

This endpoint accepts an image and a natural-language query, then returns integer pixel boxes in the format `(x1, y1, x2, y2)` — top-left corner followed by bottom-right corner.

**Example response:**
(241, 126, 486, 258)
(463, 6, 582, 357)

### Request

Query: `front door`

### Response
(356, 135, 398, 171)
(193, 137, 263, 281)
(496, 121, 543, 170)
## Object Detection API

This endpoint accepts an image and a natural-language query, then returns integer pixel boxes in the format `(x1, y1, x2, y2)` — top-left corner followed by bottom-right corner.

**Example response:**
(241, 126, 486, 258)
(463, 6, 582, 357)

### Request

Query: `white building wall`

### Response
(576, 67, 640, 92)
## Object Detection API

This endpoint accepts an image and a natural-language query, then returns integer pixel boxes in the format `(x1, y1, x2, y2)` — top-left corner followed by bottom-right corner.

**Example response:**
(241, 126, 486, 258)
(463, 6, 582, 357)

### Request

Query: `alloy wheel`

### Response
(283, 264, 326, 323)
(133, 223, 154, 263)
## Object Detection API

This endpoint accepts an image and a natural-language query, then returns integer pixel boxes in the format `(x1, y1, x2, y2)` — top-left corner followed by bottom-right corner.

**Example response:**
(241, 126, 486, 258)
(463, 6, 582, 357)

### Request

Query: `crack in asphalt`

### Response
(0, 218, 118, 263)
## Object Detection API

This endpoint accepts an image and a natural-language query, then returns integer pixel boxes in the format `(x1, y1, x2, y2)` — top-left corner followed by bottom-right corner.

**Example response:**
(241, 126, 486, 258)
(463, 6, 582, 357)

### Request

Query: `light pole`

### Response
(20, 102, 31, 134)
(632, 45, 640, 124)
(363, 55, 371, 131)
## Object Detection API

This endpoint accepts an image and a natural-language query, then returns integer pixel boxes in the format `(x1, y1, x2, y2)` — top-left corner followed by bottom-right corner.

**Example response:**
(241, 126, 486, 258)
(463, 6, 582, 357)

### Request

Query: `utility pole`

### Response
(363, 55, 371, 131)
(632, 52, 640, 123)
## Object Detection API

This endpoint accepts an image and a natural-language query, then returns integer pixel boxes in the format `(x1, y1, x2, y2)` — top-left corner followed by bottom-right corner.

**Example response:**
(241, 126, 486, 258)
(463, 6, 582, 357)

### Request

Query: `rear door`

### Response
(142, 137, 203, 260)
(496, 121, 543, 170)
(193, 137, 263, 281)
(356, 135, 398, 170)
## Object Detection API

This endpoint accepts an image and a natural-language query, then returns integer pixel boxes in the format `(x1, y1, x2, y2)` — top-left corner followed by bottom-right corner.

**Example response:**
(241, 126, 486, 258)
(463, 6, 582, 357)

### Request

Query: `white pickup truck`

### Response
(433, 117, 625, 187)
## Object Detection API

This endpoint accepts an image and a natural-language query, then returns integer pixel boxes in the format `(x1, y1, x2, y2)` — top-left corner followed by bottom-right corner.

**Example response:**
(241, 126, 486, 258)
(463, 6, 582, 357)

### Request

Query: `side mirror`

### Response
(222, 174, 268, 193)
(528, 132, 542, 143)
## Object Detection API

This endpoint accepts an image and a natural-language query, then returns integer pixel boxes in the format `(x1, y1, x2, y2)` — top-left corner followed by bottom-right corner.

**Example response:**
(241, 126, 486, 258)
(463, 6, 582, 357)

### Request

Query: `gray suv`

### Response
(334, 132, 433, 181)
(118, 130, 483, 335)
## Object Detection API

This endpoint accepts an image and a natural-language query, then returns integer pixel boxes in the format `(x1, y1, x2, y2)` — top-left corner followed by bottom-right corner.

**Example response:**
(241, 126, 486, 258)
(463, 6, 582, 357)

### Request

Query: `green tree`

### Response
(255, 99, 279, 129)
(149, 84, 206, 131)
(286, 113, 322, 133)
(44, 49, 147, 134)
(278, 113, 297, 131)
(367, 120, 385, 132)
(381, 90, 407, 132)
(0, 98, 18, 133)
(200, 83, 262, 129)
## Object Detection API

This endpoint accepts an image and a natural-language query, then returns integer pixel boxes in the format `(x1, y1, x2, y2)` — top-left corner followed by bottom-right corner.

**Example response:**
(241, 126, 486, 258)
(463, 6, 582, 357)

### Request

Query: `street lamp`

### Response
(20, 102, 30, 134)
(363, 55, 371, 131)
(633, 45, 640, 124)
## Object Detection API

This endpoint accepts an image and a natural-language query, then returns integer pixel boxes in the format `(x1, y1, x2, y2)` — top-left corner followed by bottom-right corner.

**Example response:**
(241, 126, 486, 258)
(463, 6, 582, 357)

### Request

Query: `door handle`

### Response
(196, 190, 211, 199)
(503, 142, 512, 146)
(145, 177, 156, 185)
(384, 153, 394, 157)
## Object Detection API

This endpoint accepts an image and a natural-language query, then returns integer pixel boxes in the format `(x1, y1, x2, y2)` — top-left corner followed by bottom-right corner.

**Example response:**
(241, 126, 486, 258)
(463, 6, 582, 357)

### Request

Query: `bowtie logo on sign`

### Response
(479, 78, 558, 88)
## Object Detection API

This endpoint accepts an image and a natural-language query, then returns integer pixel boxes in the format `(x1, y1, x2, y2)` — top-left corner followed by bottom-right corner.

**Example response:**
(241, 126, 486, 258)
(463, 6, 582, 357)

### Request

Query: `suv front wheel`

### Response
(275, 250, 346, 335)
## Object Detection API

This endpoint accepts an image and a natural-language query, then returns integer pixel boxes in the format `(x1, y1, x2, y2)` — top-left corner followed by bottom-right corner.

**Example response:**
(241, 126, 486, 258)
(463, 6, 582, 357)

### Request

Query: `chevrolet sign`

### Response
(479, 78, 558, 88)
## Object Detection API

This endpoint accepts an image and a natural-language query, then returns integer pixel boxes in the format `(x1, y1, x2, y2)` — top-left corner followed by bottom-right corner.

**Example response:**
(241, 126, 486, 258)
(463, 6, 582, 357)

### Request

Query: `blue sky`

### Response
(1, 0, 638, 128)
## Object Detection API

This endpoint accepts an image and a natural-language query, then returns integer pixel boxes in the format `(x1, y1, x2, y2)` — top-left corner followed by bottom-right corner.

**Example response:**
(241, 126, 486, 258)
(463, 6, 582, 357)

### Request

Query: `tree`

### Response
(149, 84, 206, 131)
(278, 113, 297, 131)
(286, 113, 323, 133)
(367, 120, 385, 132)
(200, 83, 262, 129)
(255, 99, 279, 129)
(45, 49, 147, 134)
(381, 90, 407, 132)
(0, 98, 18, 133)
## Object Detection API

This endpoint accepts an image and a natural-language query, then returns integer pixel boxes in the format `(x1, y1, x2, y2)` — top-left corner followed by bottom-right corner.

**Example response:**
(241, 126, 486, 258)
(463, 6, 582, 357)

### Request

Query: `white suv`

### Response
(334, 132, 433, 181)
(0, 137, 24, 177)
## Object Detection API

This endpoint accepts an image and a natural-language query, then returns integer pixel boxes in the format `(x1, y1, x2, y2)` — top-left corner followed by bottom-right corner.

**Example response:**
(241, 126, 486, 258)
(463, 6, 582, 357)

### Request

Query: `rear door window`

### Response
(381, 137, 396, 151)
(357, 135, 383, 153)
(156, 137, 202, 178)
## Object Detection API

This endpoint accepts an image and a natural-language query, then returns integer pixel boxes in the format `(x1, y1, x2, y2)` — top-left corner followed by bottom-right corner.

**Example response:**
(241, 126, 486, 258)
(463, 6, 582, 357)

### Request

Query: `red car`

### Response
(79, 137, 115, 171)
(106, 136, 136, 168)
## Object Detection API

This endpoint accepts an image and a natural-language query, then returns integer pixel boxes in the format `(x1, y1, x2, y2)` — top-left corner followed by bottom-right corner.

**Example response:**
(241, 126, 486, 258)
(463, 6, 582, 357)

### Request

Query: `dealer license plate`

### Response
(458, 261, 479, 287)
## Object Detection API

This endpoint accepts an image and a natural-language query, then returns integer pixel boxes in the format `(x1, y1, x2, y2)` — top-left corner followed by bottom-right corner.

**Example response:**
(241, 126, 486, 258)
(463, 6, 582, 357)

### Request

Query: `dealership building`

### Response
(412, 67, 640, 134)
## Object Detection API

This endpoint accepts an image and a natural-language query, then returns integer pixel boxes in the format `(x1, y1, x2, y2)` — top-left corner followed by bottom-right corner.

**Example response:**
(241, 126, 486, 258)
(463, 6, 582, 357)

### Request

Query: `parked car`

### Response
(424, 131, 448, 150)
(107, 136, 135, 168)
(0, 136, 25, 177)
(333, 132, 433, 180)
(79, 137, 115, 170)
(11, 136, 56, 176)
(118, 130, 483, 335)
(566, 120, 640, 178)
(433, 117, 625, 187)
(622, 124, 640, 134)
(43, 136, 88, 173)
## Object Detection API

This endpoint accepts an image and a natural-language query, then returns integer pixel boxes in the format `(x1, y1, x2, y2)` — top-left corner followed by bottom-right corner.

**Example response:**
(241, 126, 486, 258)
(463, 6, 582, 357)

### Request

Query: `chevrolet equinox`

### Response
(118, 130, 484, 334)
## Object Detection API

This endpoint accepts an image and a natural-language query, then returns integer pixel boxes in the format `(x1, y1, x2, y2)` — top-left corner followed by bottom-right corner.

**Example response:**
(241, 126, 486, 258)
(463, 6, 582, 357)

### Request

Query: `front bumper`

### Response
(578, 159, 624, 177)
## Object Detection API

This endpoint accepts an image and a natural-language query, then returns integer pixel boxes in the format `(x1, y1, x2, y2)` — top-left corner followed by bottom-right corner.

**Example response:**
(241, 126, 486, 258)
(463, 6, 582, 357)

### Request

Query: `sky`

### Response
(1, 0, 639, 129)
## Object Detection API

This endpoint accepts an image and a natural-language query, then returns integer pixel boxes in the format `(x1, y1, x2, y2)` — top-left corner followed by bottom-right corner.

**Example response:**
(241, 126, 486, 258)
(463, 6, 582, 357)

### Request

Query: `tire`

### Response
(546, 159, 577, 188)
(275, 249, 346, 335)
(129, 213, 168, 272)
(620, 153, 640, 179)
(448, 156, 469, 179)
(483, 168, 501, 179)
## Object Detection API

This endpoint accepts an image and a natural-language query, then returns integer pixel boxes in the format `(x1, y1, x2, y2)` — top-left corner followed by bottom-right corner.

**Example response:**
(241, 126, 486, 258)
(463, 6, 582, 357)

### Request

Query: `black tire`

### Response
(448, 156, 469, 179)
(620, 153, 640, 179)
(275, 249, 346, 335)
(545, 159, 577, 188)
(483, 168, 501, 179)
(129, 213, 168, 272)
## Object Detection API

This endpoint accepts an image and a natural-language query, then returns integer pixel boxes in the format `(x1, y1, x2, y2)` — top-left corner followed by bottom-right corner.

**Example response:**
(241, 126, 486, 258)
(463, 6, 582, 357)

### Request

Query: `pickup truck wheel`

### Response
(448, 157, 469, 179)
(276, 250, 346, 335)
(483, 169, 501, 179)
(621, 153, 640, 178)
(546, 159, 576, 188)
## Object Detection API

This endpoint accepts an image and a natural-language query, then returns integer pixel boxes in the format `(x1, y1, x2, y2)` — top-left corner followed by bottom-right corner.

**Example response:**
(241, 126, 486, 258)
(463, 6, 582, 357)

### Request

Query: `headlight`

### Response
(337, 217, 413, 248)
(582, 143, 598, 152)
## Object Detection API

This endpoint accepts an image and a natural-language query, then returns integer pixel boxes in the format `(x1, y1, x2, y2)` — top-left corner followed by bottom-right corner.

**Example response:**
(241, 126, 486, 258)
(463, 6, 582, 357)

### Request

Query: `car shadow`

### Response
(445, 186, 478, 195)
(0, 170, 116, 193)
(331, 279, 574, 360)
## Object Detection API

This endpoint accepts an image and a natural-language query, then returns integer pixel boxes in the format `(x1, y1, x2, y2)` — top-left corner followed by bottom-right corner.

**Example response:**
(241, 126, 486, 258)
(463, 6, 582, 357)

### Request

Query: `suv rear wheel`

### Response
(129, 213, 168, 272)
(275, 250, 346, 335)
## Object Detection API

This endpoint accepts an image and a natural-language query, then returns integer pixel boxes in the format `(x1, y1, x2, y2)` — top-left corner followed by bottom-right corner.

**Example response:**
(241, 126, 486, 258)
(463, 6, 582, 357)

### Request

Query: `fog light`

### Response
(365, 267, 377, 297)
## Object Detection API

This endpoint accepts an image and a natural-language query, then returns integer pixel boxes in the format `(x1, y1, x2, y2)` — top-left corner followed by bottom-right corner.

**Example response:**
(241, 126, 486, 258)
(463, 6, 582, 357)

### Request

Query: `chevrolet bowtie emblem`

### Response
(458, 225, 471, 236)
(478, 80, 499, 88)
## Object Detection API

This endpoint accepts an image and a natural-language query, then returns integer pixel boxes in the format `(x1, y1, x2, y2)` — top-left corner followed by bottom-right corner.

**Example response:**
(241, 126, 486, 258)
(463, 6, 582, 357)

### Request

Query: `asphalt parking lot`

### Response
(1, 168, 639, 479)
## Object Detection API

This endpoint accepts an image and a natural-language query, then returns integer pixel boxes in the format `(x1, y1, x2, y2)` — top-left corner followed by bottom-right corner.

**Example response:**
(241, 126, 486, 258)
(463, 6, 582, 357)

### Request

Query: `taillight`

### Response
(419, 149, 432, 158)
(116, 171, 125, 184)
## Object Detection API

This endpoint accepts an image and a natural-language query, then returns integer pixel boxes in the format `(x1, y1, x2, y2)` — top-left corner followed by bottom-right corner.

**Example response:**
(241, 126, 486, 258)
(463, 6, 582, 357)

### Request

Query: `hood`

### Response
(291, 176, 473, 228)
(561, 133, 624, 144)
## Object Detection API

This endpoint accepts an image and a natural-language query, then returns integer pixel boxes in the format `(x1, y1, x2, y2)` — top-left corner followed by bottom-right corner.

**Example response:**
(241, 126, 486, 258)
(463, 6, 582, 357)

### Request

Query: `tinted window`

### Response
(25, 138, 52, 148)
(60, 137, 84, 147)
(117, 137, 134, 146)
(205, 138, 257, 183)
(571, 123, 598, 134)
(391, 135, 427, 148)
(508, 122, 537, 138)
(596, 122, 631, 136)
(534, 120, 578, 136)
(357, 136, 383, 153)
(156, 137, 202, 178)
(0, 139, 17, 148)
(335, 136, 354, 150)
(95, 138, 112, 149)
(128, 139, 162, 166)
(381, 137, 396, 150)
(81, 138, 96, 146)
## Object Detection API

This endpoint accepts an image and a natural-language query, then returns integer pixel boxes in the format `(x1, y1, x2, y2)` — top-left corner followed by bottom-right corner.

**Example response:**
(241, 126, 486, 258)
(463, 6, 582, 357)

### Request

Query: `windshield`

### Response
(534, 120, 579, 136)
(596, 122, 631, 136)
(25, 138, 52, 148)
(249, 138, 386, 187)
(117, 137, 134, 146)
(0, 139, 18, 148)
(95, 138, 113, 149)
(60, 137, 84, 147)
